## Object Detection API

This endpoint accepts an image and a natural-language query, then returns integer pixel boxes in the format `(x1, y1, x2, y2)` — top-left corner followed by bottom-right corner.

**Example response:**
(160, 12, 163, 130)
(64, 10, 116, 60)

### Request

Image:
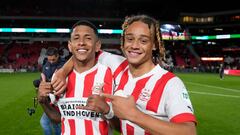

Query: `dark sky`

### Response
(0, 0, 239, 22)
(117, 0, 240, 21)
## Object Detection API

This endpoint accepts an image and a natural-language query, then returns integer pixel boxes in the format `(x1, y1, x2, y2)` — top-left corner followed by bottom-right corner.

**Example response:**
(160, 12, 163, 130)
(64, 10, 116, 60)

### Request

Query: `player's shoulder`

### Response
(164, 72, 186, 91)
(98, 51, 127, 69)
(100, 51, 125, 60)
(153, 65, 182, 84)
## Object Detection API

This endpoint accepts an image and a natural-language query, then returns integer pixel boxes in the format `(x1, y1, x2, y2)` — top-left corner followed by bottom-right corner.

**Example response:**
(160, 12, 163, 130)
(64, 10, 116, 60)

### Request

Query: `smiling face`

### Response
(68, 25, 101, 64)
(122, 21, 155, 67)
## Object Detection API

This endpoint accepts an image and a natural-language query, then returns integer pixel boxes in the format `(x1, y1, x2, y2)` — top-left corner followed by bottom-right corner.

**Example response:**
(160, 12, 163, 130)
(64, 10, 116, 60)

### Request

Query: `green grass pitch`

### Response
(0, 72, 239, 135)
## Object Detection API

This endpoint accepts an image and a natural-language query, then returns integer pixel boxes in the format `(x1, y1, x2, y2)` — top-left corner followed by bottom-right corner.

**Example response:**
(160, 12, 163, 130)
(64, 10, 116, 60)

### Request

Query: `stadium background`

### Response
(0, 0, 240, 134)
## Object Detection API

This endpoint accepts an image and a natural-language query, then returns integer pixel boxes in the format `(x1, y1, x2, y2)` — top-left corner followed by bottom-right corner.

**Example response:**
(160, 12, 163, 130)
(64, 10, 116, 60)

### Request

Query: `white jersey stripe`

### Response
(62, 119, 70, 135)
(76, 118, 85, 135)
(93, 64, 107, 94)
(74, 71, 85, 98)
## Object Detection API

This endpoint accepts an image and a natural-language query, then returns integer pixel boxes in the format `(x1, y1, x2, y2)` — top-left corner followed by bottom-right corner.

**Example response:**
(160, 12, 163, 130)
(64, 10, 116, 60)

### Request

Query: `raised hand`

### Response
(51, 69, 67, 96)
(81, 95, 110, 114)
(37, 73, 52, 104)
(101, 93, 138, 120)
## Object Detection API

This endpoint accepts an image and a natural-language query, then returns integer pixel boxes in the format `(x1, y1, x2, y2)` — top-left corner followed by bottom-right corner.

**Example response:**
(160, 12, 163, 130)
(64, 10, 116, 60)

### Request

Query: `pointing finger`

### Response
(100, 93, 115, 100)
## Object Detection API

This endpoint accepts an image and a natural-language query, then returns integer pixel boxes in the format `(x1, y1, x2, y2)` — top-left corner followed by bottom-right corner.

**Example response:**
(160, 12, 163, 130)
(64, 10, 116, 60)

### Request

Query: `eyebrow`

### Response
(72, 33, 93, 37)
(125, 33, 151, 39)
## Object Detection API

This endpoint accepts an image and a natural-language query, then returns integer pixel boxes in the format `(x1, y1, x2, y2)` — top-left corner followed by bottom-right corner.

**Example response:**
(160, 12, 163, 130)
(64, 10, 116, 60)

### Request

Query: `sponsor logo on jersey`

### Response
(58, 98, 102, 120)
(187, 106, 193, 112)
(182, 89, 190, 100)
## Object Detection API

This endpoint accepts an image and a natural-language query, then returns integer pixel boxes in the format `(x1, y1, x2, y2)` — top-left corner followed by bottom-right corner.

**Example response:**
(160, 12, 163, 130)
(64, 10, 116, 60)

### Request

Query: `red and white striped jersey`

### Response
(116, 65, 197, 135)
(58, 63, 114, 135)
(97, 51, 128, 86)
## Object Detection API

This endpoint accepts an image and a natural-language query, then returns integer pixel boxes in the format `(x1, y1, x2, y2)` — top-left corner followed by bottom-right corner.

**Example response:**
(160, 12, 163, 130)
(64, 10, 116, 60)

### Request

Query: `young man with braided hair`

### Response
(51, 14, 197, 135)
(102, 14, 197, 135)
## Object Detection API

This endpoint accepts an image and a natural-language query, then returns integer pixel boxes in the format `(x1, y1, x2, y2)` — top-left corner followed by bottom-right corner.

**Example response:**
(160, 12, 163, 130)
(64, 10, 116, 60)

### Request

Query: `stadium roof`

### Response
(0, 0, 239, 22)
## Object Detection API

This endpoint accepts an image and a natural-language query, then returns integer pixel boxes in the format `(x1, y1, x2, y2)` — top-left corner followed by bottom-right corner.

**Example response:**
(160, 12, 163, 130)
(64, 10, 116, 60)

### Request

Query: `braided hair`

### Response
(121, 14, 165, 64)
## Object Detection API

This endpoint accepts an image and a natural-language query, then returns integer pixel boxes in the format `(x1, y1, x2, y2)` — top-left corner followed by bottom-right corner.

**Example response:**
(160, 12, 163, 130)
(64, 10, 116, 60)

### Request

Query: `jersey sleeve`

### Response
(98, 51, 128, 89)
(98, 51, 126, 73)
(164, 77, 197, 123)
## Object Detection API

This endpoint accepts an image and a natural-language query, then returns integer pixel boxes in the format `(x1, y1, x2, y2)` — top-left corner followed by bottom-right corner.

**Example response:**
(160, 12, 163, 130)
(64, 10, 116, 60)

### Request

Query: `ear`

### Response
(95, 40, 101, 52)
(68, 40, 72, 53)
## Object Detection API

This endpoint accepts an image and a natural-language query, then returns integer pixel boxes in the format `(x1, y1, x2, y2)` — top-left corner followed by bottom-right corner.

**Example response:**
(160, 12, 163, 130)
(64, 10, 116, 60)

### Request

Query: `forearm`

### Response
(40, 103, 61, 123)
(61, 56, 74, 76)
(130, 110, 196, 135)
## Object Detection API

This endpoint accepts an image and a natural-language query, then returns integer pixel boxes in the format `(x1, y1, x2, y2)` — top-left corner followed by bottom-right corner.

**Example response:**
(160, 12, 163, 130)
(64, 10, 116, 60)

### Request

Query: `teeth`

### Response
(129, 51, 140, 56)
(77, 49, 87, 52)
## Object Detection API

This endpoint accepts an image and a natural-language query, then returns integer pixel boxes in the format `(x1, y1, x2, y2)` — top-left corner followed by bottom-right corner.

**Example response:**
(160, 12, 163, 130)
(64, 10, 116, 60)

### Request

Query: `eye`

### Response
(125, 36, 134, 42)
(85, 36, 92, 41)
(139, 38, 149, 44)
(73, 36, 79, 40)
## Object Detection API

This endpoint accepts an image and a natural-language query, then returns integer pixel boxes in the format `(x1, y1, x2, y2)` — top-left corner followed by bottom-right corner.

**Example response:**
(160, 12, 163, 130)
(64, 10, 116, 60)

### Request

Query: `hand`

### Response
(101, 93, 138, 120)
(51, 69, 67, 96)
(81, 95, 110, 114)
(37, 73, 52, 104)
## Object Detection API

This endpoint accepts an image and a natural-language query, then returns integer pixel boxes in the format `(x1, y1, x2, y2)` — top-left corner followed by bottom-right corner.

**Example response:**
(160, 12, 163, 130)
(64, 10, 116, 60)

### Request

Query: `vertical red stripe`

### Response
(146, 72, 175, 112)
(126, 123, 134, 135)
(83, 69, 98, 97)
(131, 76, 152, 101)
(99, 121, 108, 135)
(85, 120, 93, 135)
(104, 68, 113, 102)
(116, 70, 129, 90)
(113, 60, 128, 79)
(103, 68, 113, 94)
(66, 71, 76, 97)
(61, 118, 65, 135)
(68, 119, 76, 135)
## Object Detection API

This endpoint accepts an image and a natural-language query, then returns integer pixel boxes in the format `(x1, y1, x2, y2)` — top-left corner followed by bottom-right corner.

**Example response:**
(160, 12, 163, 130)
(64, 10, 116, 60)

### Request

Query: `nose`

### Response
(75, 38, 85, 46)
(78, 40, 84, 46)
(131, 40, 140, 49)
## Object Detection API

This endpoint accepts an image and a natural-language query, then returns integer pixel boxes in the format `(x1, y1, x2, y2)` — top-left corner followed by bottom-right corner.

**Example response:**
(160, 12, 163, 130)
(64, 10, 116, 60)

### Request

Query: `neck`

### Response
(129, 61, 155, 78)
(73, 57, 97, 73)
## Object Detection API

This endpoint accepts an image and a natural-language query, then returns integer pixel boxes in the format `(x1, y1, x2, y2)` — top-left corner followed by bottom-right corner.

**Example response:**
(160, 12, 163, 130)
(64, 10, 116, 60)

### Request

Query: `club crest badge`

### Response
(92, 83, 104, 95)
(139, 88, 151, 101)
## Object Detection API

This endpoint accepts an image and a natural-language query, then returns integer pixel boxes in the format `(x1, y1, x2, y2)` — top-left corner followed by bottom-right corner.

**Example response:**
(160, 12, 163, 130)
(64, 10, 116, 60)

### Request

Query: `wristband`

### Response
(104, 103, 114, 119)
(48, 93, 56, 104)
